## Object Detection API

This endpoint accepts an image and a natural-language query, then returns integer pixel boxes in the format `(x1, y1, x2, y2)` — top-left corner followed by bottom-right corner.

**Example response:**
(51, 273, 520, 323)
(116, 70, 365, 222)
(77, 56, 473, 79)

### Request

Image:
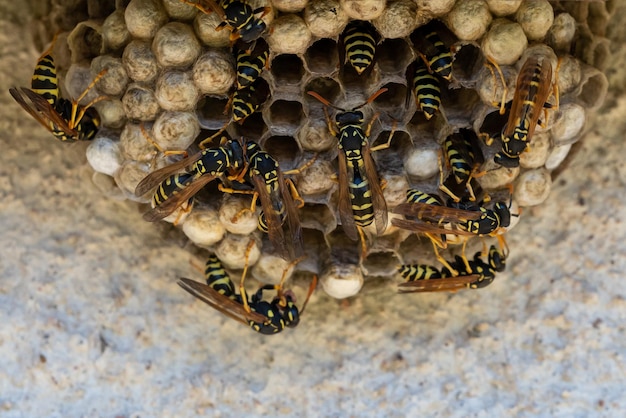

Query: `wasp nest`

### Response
(50, 0, 610, 299)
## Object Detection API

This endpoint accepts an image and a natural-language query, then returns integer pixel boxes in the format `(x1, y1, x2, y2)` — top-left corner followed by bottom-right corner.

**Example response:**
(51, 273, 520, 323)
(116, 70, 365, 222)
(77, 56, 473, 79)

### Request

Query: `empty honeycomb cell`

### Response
(124, 0, 168, 40)
(122, 84, 161, 121)
(267, 15, 312, 56)
(451, 43, 484, 84)
(584, 37, 611, 72)
(122, 40, 159, 83)
(485, 0, 522, 17)
(115, 160, 153, 202)
(516, 0, 554, 41)
(162, 0, 198, 20)
(376, 39, 413, 75)
(155, 70, 200, 111)
(305, 77, 342, 107)
(152, 22, 201, 68)
(339, 63, 378, 94)
(95, 99, 126, 129)
(263, 136, 301, 168)
(237, 113, 268, 139)
(292, 159, 335, 198)
(214, 234, 260, 270)
(477, 164, 520, 190)
(550, 103, 586, 146)
(361, 251, 400, 277)
(271, 54, 305, 86)
(446, 0, 492, 41)
(547, 12, 576, 53)
(102, 9, 130, 52)
(575, 65, 609, 111)
(340, 0, 385, 20)
(299, 204, 337, 235)
(514, 168, 552, 207)
(304, 39, 339, 75)
(65, 63, 104, 106)
(152, 111, 200, 152)
(196, 96, 230, 130)
(120, 122, 158, 161)
(403, 147, 439, 180)
(218, 197, 259, 235)
(251, 254, 298, 285)
(320, 264, 363, 299)
(192, 9, 230, 47)
(192, 50, 236, 95)
(372, 0, 418, 39)
(441, 86, 482, 124)
(86, 136, 122, 177)
(519, 132, 550, 169)
(481, 19, 528, 65)
(415, 0, 456, 17)
(544, 144, 572, 171)
(303, 0, 349, 38)
(91, 55, 129, 97)
(180, 206, 225, 247)
(67, 20, 104, 63)
(371, 83, 408, 121)
(272, 0, 308, 13)
(267, 100, 305, 134)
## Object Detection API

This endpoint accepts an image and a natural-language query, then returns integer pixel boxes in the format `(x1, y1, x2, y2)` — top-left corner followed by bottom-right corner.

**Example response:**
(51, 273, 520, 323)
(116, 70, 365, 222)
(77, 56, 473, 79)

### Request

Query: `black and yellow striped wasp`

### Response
(134, 137, 248, 222)
(439, 129, 484, 202)
(307, 88, 394, 256)
(178, 242, 317, 335)
(9, 36, 107, 143)
(219, 140, 310, 259)
(179, 0, 270, 44)
(392, 188, 512, 274)
(411, 20, 456, 81)
(406, 58, 442, 120)
(397, 245, 506, 293)
(339, 20, 380, 76)
(234, 38, 270, 90)
(489, 55, 559, 167)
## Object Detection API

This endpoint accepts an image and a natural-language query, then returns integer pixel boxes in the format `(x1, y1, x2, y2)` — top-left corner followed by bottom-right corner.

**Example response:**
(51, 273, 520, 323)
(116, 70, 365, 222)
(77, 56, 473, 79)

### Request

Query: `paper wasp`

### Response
(489, 55, 558, 167)
(397, 245, 506, 293)
(439, 129, 485, 202)
(235, 38, 270, 90)
(9, 36, 106, 143)
(392, 188, 512, 274)
(134, 137, 247, 222)
(180, 0, 270, 44)
(307, 88, 394, 256)
(406, 58, 441, 120)
(219, 140, 310, 259)
(411, 20, 456, 81)
(178, 242, 317, 335)
(339, 20, 379, 76)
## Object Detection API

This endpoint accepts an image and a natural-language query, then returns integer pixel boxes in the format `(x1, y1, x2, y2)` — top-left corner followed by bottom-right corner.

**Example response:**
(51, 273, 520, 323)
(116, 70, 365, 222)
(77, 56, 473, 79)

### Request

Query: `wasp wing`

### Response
(178, 278, 268, 324)
(249, 170, 289, 258)
(336, 148, 359, 241)
(398, 274, 480, 293)
(363, 146, 388, 235)
(10, 87, 77, 138)
(393, 201, 483, 223)
(278, 170, 304, 258)
(134, 151, 204, 197)
(391, 217, 475, 236)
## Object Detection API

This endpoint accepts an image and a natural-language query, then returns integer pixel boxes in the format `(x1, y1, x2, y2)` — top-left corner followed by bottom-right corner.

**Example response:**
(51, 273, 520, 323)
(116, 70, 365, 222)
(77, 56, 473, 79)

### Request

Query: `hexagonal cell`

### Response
(362, 250, 400, 277)
(271, 54, 305, 86)
(196, 95, 230, 130)
(325, 229, 361, 266)
(576, 67, 608, 110)
(376, 38, 413, 75)
(371, 83, 409, 122)
(304, 38, 339, 75)
(304, 77, 342, 108)
(371, 130, 412, 175)
(68, 20, 105, 63)
(452, 43, 484, 85)
(263, 135, 301, 168)
(297, 228, 328, 274)
(441, 87, 481, 124)
(339, 63, 377, 94)
(234, 112, 268, 140)
(298, 203, 336, 236)
(267, 100, 305, 134)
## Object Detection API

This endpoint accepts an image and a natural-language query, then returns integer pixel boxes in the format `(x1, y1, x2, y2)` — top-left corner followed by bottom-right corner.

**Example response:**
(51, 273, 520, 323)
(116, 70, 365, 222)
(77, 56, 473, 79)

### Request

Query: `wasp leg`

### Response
(438, 150, 462, 203)
(357, 225, 369, 261)
(198, 120, 230, 149)
(219, 184, 259, 221)
(370, 120, 397, 153)
(460, 238, 471, 273)
(284, 153, 318, 176)
(238, 239, 256, 314)
(431, 240, 458, 276)
(416, 51, 435, 75)
(484, 55, 508, 115)
(70, 69, 109, 130)
(172, 200, 194, 226)
(140, 123, 188, 157)
(285, 178, 304, 209)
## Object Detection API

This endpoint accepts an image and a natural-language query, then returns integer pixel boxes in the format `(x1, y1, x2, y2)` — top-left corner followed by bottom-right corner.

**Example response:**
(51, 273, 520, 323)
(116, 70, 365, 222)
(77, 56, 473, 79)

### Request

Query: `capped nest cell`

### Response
(22, 0, 611, 305)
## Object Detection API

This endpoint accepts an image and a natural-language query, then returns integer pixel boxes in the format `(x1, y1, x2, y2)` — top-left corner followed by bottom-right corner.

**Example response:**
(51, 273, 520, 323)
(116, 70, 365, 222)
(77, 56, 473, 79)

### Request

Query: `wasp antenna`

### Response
(354, 87, 388, 110)
(299, 275, 318, 315)
(306, 91, 345, 112)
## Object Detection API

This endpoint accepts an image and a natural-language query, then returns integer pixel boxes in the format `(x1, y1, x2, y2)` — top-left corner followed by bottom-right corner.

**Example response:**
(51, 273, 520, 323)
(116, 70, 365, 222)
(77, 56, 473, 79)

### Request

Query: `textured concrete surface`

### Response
(1, 4, 626, 418)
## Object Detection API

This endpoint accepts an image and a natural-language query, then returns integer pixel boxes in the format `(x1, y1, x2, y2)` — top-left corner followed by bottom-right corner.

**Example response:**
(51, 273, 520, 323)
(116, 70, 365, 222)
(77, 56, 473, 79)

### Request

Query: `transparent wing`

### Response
(398, 274, 480, 293)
